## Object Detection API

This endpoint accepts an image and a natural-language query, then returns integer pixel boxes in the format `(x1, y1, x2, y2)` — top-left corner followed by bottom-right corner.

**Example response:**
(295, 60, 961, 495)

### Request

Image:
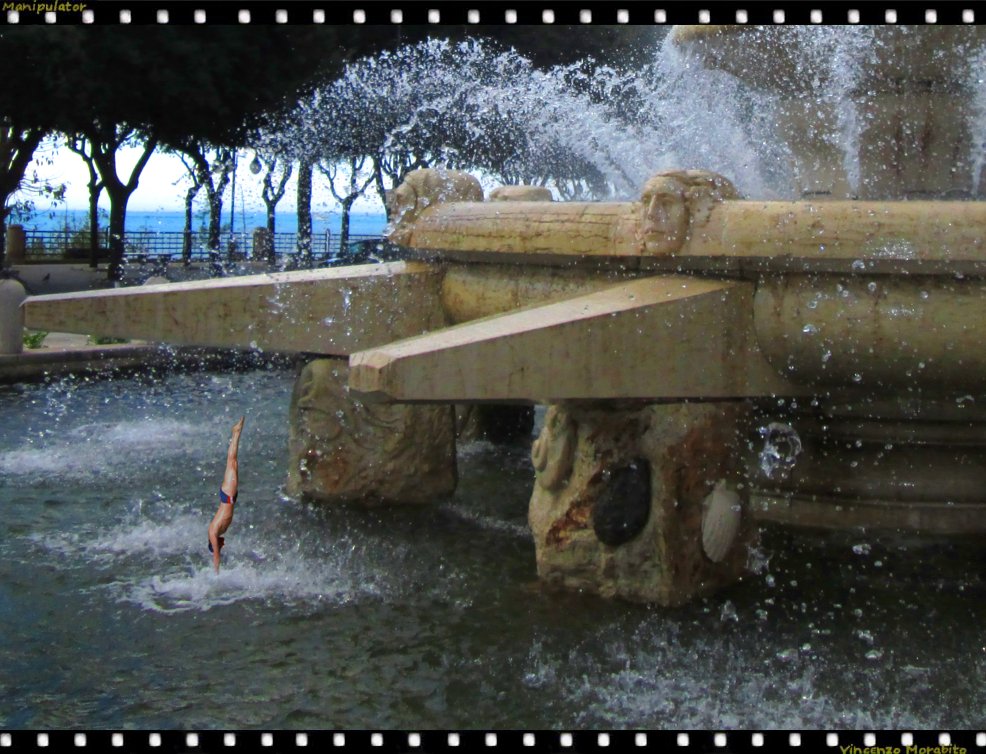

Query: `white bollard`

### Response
(0, 277, 26, 355)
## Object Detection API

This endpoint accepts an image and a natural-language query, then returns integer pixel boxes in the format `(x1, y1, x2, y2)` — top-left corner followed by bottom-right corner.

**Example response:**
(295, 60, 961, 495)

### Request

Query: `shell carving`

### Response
(701, 480, 743, 563)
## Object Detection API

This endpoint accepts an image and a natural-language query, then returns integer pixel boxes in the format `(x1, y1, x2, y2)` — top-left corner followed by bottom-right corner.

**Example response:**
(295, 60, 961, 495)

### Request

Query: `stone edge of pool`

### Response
(0, 333, 301, 384)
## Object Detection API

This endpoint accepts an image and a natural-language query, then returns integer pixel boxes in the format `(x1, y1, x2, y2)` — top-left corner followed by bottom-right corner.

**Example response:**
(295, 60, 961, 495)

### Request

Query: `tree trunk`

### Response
(206, 187, 223, 256)
(261, 157, 290, 241)
(105, 187, 130, 282)
(297, 156, 313, 267)
(182, 183, 201, 265)
(88, 131, 158, 282)
(339, 196, 355, 251)
(373, 158, 389, 220)
(87, 179, 101, 269)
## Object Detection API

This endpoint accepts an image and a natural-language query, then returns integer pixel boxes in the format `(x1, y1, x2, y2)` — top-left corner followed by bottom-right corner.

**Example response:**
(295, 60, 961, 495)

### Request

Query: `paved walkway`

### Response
(0, 333, 166, 384)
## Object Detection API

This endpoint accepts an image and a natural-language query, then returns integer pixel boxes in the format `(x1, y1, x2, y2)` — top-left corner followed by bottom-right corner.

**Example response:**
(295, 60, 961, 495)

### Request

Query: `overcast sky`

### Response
(17, 138, 385, 215)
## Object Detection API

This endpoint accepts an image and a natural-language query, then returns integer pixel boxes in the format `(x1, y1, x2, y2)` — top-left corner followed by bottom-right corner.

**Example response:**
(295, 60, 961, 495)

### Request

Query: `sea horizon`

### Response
(16, 208, 389, 237)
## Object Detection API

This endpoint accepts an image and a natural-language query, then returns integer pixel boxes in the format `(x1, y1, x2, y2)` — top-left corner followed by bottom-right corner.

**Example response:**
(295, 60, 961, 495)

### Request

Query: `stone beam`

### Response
(23, 262, 445, 355)
(396, 197, 986, 274)
(349, 276, 800, 403)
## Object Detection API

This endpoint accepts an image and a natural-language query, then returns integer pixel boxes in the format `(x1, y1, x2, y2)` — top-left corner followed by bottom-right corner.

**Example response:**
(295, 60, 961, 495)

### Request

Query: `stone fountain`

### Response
(23, 26, 986, 604)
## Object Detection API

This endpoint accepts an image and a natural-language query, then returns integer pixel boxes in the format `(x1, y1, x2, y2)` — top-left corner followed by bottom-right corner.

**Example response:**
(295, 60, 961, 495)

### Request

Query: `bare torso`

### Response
(209, 417, 244, 572)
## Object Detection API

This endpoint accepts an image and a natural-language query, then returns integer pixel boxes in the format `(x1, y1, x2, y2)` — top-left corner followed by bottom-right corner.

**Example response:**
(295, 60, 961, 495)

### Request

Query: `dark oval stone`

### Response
(592, 458, 651, 547)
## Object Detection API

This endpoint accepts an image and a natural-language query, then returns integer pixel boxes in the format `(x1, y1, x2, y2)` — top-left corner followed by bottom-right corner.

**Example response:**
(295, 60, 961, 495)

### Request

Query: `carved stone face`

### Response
(638, 174, 688, 256)
(637, 170, 740, 256)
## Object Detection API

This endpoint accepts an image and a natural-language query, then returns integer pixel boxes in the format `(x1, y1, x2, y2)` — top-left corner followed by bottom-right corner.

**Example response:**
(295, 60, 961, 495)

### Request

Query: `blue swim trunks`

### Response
(219, 488, 237, 505)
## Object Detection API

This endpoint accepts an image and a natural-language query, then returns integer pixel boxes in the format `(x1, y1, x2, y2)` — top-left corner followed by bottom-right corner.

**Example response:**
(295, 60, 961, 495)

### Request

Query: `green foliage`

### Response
(22, 330, 47, 349)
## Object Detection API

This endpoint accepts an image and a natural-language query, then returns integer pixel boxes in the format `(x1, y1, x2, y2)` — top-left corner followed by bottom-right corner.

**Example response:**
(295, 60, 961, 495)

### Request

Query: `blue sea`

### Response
(18, 208, 388, 237)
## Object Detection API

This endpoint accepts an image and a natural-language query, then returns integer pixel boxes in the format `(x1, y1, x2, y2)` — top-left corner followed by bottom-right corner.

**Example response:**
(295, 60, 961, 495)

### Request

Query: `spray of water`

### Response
(968, 45, 986, 196)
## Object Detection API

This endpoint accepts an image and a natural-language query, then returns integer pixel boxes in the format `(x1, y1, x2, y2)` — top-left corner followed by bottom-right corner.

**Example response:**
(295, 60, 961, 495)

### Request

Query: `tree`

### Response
(0, 122, 46, 260)
(260, 156, 292, 238)
(296, 156, 314, 267)
(0, 26, 333, 273)
(84, 124, 158, 280)
(66, 134, 106, 268)
(175, 153, 207, 265)
(318, 156, 375, 251)
(173, 140, 234, 259)
(247, 127, 297, 238)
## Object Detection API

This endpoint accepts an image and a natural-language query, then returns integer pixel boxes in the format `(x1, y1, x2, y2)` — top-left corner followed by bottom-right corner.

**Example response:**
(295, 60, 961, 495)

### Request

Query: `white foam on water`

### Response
(538, 612, 986, 729)
(439, 503, 531, 540)
(0, 418, 210, 480)
(124, 556, 380, 614)
(30, 506, 395, 614)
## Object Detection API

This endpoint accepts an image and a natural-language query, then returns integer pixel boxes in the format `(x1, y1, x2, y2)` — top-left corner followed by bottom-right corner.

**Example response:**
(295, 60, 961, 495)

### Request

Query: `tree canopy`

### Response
(0, 26, 335, 147)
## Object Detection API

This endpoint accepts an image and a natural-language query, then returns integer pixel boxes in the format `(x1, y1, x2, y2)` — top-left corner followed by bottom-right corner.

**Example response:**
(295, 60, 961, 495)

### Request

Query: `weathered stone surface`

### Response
(24, 263, 444, 354)
(528, 401, 755, 605)
(489, 185, 553, 202)
(288, 358, 457, 504)
(350, 276, 798, 403)
(0, 278, 26, 355)
(385, 168, 484, 246)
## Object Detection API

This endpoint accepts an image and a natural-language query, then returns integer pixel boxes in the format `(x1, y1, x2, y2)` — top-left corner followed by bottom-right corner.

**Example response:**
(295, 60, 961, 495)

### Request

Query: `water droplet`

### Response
(720, 600, 738, 622)
(758, 423, 802, 480)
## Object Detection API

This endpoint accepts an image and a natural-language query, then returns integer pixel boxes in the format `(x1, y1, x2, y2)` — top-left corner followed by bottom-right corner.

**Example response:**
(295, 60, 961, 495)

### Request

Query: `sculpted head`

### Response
(638, 170, 739, 256)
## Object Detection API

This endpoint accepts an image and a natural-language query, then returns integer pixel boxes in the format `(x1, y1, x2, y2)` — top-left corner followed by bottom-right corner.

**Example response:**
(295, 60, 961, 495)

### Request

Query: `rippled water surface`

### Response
(1, 368, 985, 729)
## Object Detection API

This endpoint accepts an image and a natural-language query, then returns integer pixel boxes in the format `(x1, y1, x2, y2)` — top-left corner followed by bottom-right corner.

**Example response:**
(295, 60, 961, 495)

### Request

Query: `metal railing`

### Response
(22, 229, 381, 265)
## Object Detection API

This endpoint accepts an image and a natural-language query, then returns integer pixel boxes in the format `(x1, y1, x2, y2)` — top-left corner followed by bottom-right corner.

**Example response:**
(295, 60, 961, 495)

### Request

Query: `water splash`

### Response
(0, 418, 211, 480)
(968, 45, 986, 195)
(758, 422, 803, 480)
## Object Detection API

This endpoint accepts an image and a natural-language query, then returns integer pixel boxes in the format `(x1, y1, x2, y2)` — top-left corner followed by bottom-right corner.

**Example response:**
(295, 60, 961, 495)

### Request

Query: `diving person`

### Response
(208, 417, 244, 572)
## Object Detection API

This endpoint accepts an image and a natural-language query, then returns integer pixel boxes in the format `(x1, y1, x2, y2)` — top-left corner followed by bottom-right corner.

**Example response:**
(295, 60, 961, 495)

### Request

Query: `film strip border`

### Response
(0, 730, 984, 751)
(1, 2, 982, 25)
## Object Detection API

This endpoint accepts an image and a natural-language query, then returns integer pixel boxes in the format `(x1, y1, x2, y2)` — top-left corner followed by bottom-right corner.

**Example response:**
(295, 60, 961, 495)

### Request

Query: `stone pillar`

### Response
(5, 225, 25, 265)
(0, 277, 26, 355)
(288, 358, 458, 504)
(528, 401, 755, 605)
(252, 227, 273, 263)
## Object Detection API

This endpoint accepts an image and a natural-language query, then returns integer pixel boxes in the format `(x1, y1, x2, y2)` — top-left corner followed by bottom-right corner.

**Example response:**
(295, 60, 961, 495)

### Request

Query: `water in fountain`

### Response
(4, 367, 986, 729)
(9, 27, 986, 730)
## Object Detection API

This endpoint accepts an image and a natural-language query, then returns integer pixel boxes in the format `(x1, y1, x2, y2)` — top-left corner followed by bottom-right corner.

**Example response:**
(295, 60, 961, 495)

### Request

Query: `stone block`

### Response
(528, 401, 755, 605)
(288, 358, 457, 504)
